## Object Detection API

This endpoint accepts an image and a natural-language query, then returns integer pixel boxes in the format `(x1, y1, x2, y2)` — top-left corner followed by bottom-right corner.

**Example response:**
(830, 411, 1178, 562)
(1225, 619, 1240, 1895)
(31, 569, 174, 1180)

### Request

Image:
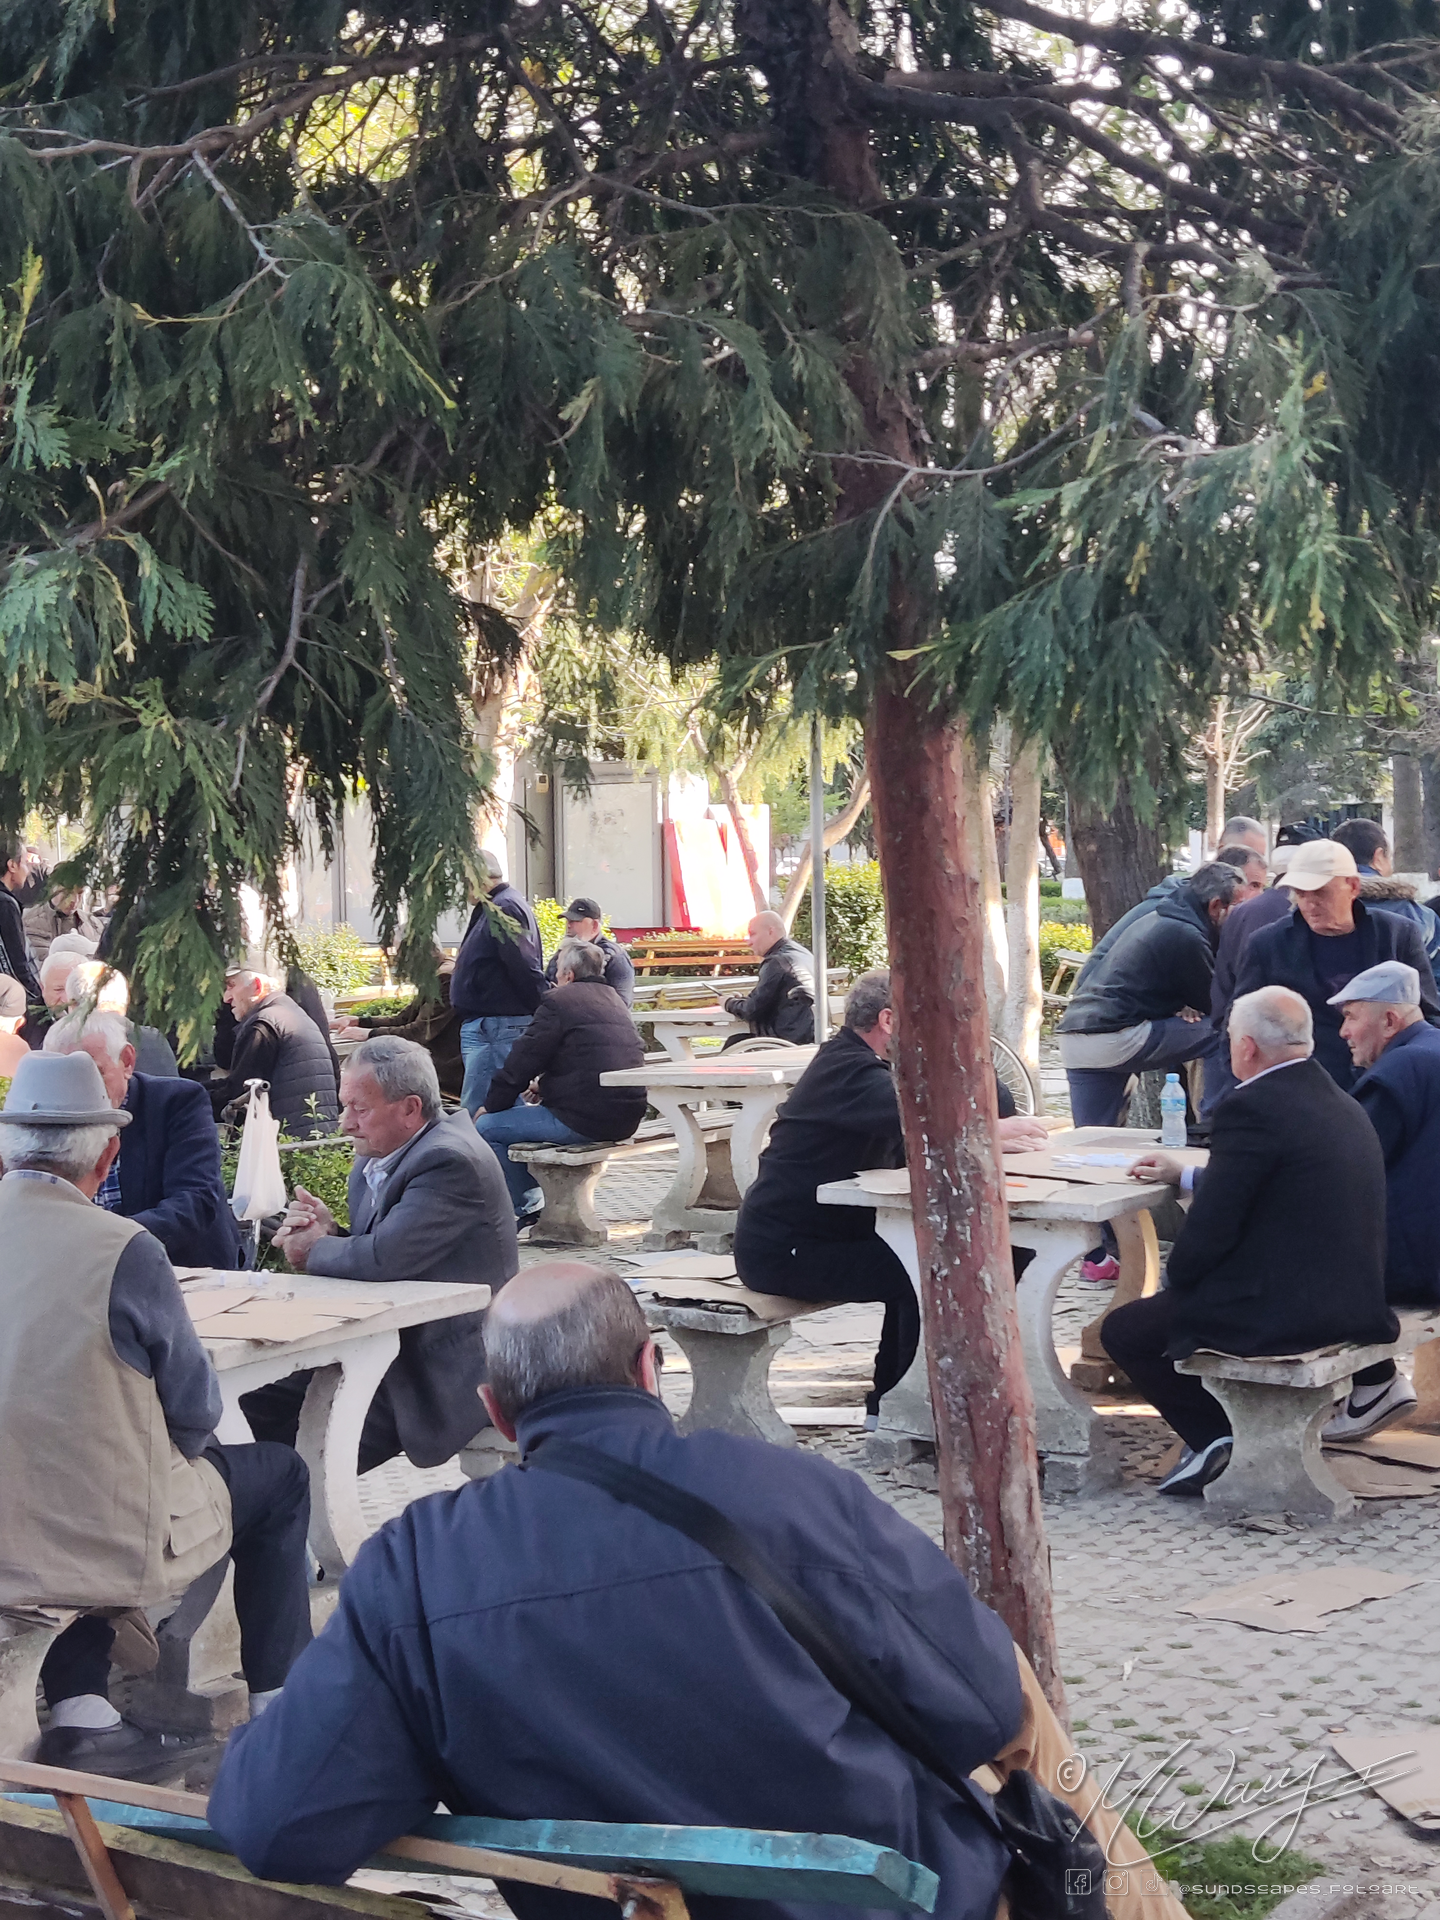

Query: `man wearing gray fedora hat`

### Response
(0, 1053, 313, 1781)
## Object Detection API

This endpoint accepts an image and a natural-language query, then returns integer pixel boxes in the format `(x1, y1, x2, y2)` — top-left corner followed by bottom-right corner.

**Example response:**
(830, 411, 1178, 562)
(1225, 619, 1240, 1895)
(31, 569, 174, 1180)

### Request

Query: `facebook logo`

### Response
(1064, 1868, 1093, 1897)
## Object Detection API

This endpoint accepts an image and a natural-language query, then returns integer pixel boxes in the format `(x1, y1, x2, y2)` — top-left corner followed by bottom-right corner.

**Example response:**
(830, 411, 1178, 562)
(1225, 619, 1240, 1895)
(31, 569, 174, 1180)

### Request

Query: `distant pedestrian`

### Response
(544, 898, 634, 1005)
(23, 885, 102, 967)
(452, 852, 549, 1115)
(0, 834, 42, 1007)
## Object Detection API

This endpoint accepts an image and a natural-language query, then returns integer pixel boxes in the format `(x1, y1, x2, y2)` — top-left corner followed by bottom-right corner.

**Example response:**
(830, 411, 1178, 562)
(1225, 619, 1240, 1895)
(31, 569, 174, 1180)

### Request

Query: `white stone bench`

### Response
(1177, 1307, 1440, 1521)
(0, 1607, 79, 1760)
(643, 1295, 834, 1448)
(510, 1117, 733, 1248)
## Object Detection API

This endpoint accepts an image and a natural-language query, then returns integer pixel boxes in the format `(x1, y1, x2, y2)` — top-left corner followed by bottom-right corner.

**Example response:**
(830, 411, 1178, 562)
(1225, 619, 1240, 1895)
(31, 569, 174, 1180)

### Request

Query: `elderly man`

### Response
(63, 959, 179, 1077)
(208, 962, 339, 1135)
(1105, 986, 1397, 1495)
(0, 1053, 311, 1781)
(242, 1036, 517, 1471)
(476, 939, 646, 1222)
(1332, 818, 1440, 969)
(44, 1009, 239, 1269)
(1319, 960, 1440, 1438)
(1074, 842, 1266, 983)
(543, 897, 634, 1005)
(453, 851, 549, 1116)
(737, 969, 1048, 1424)
(23, 883, 102, 967)
(333, 948, 463, 1101)
(723, 909, 816, 1045)
(1232, 838, 1440, 1092)
(210, 1262, 1184, 1920)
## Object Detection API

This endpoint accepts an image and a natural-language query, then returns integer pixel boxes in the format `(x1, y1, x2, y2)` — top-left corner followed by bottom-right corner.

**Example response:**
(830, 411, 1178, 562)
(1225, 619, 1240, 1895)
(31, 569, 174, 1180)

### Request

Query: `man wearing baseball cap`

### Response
(543, 897, 634, 1005)
(1231, 839, 1440, 1093)
(1322, 960, 1440, 1438)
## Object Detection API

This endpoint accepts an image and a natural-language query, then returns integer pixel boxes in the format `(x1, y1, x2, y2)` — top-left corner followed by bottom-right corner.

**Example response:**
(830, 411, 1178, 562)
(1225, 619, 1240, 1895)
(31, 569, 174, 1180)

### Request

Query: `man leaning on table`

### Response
(241, 1035, 519, 1472)
(1104, 985, 1396, 1496)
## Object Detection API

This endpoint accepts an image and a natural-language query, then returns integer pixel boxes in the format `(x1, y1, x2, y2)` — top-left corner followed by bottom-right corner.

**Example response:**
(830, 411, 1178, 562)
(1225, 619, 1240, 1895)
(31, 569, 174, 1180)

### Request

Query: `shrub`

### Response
(293, 923, 376, 993)
(1039, 920, 1092, 990)
(1045, 898, 1091, 925)
(344, 995, 412, 1020)
(220, 1137, 353, 1273)
(533, 898, 568, 961)
(794, 860, 888, 974)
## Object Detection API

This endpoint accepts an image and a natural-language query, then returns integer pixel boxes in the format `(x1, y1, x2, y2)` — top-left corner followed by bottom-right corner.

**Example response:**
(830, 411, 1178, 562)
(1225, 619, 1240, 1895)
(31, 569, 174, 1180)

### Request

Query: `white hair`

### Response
(344, 1034, 442, 1122)
(0, 1121, 118, 1181)
(67, 960, 129, 1014)
(1230, 986, 1314, 1055)
(48, 932, 98, 962)
(40, 950, 77, 990)
(45, 1010, 133, 1065)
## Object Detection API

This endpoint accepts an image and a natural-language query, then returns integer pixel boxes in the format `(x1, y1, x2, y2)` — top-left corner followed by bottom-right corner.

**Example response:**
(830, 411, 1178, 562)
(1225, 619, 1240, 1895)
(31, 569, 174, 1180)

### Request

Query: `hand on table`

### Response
(997, 1115, 1051, 1153)
(1128, 1152, 1184, 1186)
(274, 1184, 339, 1268)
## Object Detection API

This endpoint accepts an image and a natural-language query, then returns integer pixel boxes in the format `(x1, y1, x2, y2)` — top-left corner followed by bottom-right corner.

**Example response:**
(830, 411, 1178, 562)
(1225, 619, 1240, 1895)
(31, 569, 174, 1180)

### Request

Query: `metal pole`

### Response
(810, 714, 828, 1043)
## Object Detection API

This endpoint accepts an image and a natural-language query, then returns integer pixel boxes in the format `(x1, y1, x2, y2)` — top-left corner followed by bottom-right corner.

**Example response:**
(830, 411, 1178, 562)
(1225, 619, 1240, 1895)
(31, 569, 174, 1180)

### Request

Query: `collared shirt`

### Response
(92, 1082, 136, 1212)
(360, 1121, 435, 1203)
(5, 1168, 72, 1190)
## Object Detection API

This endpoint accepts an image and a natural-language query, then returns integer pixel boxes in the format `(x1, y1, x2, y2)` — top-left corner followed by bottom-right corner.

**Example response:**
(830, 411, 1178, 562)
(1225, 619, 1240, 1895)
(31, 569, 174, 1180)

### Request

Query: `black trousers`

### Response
(1100, 1291, 1231, 1452)
(737, 1228, 920, 1413)
(40, 1441, 314, 1706)
(239, 1374, 403, 1474)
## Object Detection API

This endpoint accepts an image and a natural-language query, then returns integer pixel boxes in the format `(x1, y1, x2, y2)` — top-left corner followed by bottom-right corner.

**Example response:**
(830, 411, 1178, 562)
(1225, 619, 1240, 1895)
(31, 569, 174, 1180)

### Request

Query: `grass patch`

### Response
(1127, 1819, 1322, 1919)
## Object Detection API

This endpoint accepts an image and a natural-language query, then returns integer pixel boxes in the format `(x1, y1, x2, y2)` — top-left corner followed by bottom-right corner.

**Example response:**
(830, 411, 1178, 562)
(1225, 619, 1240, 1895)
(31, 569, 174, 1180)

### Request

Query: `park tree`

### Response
(6, 0, 1440, 1693)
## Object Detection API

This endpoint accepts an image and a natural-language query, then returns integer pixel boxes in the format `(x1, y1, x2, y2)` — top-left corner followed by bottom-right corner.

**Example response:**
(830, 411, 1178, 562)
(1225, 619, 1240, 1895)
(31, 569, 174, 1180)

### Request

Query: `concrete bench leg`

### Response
(1201, 1378, 1352, 1521)
(0, 1615, 70, 1760)
(531, 1160, 609, 1248)
(668, 1321, 796, 1449)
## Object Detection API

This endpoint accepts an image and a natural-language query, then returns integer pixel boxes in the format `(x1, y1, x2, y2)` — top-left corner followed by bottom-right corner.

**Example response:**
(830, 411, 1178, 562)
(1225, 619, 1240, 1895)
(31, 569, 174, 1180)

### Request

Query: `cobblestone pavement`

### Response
(355, 1043, 1440, 1914)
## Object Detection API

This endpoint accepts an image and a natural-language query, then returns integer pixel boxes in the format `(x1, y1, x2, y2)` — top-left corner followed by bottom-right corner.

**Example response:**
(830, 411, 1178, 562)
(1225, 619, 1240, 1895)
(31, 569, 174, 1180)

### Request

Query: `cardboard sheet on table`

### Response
(855, 1168, 910, 1197)
(1004, 1145, 1209, 1186)
(191, 1298, 395, 1343)
(182, 1289, 257, 1322)
(1330, 1729, 1440, 1830)
(1178, 1563, 1422, 1633)
(1004, 1176, 1068, 1203)
(635, 1274, 816, 1323)
(622, 1251, 740, 1281)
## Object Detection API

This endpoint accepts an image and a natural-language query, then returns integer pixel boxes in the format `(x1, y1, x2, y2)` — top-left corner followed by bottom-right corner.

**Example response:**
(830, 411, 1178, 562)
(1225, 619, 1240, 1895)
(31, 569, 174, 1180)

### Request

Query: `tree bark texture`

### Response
(1001, 739, 1044, 1073)
(868, 672, 1061, 1702)
(1392, 753, 1427, 873)
(715, 763, 770, 914)
(1067, 778, 1168, 939)
(974, 751, 1008, 1025)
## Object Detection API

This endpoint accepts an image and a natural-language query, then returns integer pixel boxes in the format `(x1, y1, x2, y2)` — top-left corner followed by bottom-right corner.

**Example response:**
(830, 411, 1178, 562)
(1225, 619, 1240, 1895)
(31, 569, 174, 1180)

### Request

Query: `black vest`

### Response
(238, 992, 340, 1137)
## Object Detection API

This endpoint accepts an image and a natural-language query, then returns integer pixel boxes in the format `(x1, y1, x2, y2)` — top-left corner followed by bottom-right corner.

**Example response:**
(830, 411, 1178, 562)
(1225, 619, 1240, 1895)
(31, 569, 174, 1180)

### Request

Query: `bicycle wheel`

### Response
(990, 1036, 1040, 1117)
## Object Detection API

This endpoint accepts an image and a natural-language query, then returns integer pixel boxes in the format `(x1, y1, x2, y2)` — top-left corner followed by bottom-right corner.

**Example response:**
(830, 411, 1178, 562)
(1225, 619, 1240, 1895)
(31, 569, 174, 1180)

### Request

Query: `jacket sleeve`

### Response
(108, 1233, 223, 1456)
(480, 1000, 560, 1112)
(207, 1525, 446, 1884)
(493, 902, 548, 1010)
(726, 951, 786, 1022)
(1164, 1096, 1276, 1294)
(304, 1158, 486, 1283)
(605, 943, 635, 1006)
(207, 1017, 281, 1116)
(1229, 920, 1273, 1010)
(130, 1082, 236, 1265)
(1170, 924, 1217, 1015)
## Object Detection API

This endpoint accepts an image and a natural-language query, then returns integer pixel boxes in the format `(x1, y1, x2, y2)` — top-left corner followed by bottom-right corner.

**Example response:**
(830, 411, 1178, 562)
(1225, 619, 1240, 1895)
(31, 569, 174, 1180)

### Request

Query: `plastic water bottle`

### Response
(1159, 1072, 1187, 1150)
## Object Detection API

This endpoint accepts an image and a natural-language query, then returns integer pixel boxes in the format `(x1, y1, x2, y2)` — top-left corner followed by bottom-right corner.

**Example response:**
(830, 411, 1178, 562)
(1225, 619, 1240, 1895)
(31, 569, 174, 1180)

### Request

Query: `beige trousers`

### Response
(981, 1647, 1191, 1920)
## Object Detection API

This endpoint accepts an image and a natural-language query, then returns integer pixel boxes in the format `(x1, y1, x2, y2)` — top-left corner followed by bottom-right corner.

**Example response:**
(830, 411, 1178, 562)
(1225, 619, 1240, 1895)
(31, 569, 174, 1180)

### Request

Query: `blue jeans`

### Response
(1064, 1016, 1220, 1129)
(460, 1015, 532, 1116)
(474, 1104, 593, 1215)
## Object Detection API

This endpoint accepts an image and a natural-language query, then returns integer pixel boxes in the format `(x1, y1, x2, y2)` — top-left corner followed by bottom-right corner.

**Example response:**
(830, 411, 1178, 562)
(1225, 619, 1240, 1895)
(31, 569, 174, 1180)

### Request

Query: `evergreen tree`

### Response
(5, 0, 1440, 1674)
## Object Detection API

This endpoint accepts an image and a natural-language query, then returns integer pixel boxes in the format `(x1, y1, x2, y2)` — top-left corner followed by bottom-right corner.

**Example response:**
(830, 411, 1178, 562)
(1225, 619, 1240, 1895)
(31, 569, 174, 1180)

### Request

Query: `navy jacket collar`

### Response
(1379, 1018, 1439, 1060)
(514, 1384, 674, 1458)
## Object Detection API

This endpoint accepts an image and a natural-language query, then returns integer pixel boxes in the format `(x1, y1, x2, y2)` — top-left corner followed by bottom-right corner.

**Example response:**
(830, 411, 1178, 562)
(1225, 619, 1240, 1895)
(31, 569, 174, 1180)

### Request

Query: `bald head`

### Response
(748, 911, 786, 958)
(482, 1263, 657, 1435)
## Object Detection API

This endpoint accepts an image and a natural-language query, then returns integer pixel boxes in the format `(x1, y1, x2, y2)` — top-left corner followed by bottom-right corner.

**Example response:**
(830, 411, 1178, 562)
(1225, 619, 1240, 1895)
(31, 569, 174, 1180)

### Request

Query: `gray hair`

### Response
(484, 1271, 653, 1423)
(68, 960, 129, 1014)
(344, 1034, 441, 1121)
(844, 967, 892, 1032)
(555, 937, 605, 982)
(1221, 815, 1265, 845)
(0, 1121, 118, 1182)
(45, 1010, 132, 1064)
(40, 950, 77, 991)
(1230, 985, 1314, 1055)
(1185, 861, 1247, 911)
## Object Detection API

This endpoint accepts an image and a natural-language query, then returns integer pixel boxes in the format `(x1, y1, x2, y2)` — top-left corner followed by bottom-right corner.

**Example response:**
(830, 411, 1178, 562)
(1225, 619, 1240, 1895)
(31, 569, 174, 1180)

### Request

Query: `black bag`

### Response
(524, 1438, 1108, 1920)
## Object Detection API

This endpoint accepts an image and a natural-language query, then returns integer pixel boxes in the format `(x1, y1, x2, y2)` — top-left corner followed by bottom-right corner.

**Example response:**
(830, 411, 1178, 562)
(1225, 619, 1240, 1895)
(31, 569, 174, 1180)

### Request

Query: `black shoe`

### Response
(1156, 1434, 1232, 1497)
(37, 1721, 218, 1783)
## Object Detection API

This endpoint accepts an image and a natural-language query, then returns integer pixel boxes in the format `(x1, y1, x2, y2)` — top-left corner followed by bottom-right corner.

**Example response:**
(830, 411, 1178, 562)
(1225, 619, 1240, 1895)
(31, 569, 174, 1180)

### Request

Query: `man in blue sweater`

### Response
(451, 852, 550, 1115)
(1324, 961, 1440, 1439)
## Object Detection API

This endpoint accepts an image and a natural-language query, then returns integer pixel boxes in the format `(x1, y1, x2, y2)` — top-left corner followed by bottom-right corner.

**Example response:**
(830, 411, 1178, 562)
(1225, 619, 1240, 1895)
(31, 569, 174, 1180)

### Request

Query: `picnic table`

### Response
(599, 1049, 816, 1244)
(817, 1127, 1193, 1491)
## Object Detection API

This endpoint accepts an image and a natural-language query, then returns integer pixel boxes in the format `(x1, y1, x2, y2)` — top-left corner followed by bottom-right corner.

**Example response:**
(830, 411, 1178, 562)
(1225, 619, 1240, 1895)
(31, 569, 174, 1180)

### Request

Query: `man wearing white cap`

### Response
(1322, 959, 1440, 1438)
(1231, 839, 1440, 1093)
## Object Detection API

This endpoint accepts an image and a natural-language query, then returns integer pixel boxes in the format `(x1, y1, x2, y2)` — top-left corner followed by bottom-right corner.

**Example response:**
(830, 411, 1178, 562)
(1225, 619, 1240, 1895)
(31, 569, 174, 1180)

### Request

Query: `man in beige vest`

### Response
(0, 1053, 313, 1782)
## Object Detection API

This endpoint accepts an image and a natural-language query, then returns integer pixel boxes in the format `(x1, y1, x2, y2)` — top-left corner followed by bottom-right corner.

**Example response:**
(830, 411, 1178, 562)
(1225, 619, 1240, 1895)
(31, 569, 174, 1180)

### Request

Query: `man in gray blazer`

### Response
(241, 1037, 519, 1471)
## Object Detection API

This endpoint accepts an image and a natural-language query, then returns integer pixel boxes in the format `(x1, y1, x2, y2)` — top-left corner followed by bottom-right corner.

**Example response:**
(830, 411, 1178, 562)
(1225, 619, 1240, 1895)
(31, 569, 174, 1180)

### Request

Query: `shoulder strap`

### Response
(523, 1438, 1003, 1838)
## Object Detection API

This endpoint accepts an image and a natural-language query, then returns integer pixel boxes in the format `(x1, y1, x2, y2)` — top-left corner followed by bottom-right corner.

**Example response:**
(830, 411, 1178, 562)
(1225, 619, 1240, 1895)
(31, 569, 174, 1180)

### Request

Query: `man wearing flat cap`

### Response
(543, 897, 634, 1005)
(0, 1053, 312, 1781)
(1324, 960, 1440, 1439)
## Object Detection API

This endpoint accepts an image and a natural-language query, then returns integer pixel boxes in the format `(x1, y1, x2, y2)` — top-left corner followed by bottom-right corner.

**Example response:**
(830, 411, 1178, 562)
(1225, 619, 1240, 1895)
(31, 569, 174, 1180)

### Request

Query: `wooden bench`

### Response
(0, 1768, 939, 1920)
(510, 1118, 734, 1248)
(1177, 1307, 1440, 1521)
(628, 939, 758, 978)
(1042, 947, 1089, 1010)
(641, 1294, 834, 1448)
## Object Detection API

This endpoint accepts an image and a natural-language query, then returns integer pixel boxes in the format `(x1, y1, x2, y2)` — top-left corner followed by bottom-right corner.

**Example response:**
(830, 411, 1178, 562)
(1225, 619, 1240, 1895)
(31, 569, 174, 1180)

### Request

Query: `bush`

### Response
(1039, 919, 1092, 990)
(1045, 897, 1091, 925)
(294, 923, 376, 993)
(533, 898, 568, 961)
(794, 860, 888, 974)
(344, 995, 412, 1020)
(1039, 880, 1063, 898)
(220, 1138, 353, 1272)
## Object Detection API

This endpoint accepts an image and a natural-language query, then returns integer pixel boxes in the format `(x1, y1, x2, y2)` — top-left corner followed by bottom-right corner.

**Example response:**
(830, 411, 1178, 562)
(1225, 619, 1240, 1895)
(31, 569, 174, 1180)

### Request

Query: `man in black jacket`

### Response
(0, 833, 42, 1012)
(1231, 839, 1440, 1092)
(476, 941, 646, 1219)
(543, 898, 634, 1005)
(723, 911, 816, 1046)
(453, 852, 549, 1116)
(1104, 985, 1397, 1495)
(1059, 861, 1246, 1128)
(736, 969, 1047, 1420)
(209, 964, 340, 1138)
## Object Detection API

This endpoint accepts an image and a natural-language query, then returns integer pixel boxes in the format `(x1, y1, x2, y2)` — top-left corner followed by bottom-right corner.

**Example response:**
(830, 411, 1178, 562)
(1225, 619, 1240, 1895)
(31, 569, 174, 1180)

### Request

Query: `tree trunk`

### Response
(1001, 739, 1044, 1073)
(1204, 744, 1224, 856)
(1422, 756, 1440, 878)
(868, 673, 1060, 1702)
(778, 774, 872, 929)
(1393, 753, 1426, 872)
(1066, 778, 1169, 939)
(975, 751, 1008, 1025)
(715, 763, 770, 915)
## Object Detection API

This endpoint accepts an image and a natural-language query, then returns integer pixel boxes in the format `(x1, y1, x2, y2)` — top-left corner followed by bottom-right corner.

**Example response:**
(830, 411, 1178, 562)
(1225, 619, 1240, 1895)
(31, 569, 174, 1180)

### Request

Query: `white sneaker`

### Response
(1322, 1374, 1418, 1443)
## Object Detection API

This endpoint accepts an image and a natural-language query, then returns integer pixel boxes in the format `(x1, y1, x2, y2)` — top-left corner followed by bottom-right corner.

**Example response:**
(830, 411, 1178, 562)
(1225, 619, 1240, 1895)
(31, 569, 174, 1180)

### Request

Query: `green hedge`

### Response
(1039, 920, 1092, 990)
(343, 995, 411, 1020)
(794, 860, 888, 974)
(294, 923, 377, 993)
(221, 1138, 354, 1272)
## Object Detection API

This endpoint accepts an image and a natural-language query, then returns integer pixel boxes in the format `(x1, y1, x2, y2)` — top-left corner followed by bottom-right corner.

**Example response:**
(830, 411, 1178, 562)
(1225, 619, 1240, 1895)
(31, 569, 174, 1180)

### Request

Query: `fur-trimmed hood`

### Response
(1360, 875, 1420, 903)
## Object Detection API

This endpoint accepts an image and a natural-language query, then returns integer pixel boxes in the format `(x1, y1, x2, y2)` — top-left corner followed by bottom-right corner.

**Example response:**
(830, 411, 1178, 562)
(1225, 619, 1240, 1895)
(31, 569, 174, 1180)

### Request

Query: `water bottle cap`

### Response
(1164, 1073, 1179, 1082)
